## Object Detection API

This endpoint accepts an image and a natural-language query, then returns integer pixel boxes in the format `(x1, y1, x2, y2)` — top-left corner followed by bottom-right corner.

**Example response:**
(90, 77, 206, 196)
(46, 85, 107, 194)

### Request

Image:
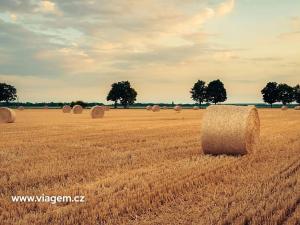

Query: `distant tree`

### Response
(277, 83, 295, 105)
(0, 83, 17, 105)
(206, 79, 227, 104)
(70, 100, 87, 108)
(294, 84, 300, 105)
(107, 81, 137, 108)
(107, 83, 122, 108)
(190, 80, 206, 106)
(261, 82, 279, 108)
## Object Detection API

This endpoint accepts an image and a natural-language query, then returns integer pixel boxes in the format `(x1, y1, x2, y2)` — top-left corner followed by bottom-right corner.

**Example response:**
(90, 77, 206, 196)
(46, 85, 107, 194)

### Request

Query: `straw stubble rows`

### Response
(0, 109, 299, 225)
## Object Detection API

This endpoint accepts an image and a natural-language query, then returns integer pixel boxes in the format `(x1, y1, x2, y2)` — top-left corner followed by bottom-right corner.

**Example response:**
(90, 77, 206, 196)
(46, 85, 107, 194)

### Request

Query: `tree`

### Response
(277, 83, 294, 105)
(107, 81, 137, 108)
(0, 83, 17, 105)
(107, 83, 122, 108)
(206, 79, 227, 104)
(294, 84, 300, 105)
(70, 100, 87, 108)
(261, 82, 279, 108)
(190, 80, 206, 106)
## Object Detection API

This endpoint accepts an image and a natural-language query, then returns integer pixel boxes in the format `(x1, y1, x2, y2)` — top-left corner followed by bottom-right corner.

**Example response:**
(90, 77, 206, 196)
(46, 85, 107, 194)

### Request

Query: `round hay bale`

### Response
(62, 105, 71, 113)
(174, 105, 182, 112)
(281, 106, 288, 110)
(18, 106, 25, 111)
(201, 105, 260, 155)
(152, 105, 160, 112)
(72, 105, 83, 114)
(193, 106, 199, 110)
(0, 107, 16, 123)
(295, 106, 300, 110)
(44, 105, 49, 110)
(90, 105, 105, 119)
(163, 106, 167, 110)
(146, 105, 152, 110)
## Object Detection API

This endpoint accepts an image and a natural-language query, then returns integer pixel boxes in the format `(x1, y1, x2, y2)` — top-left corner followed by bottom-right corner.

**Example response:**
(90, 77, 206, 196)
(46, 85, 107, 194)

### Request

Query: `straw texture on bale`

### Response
(201, 105, 260, 155)
(152, 105, 160, 112)
(146, 105, 152, 110)
(62, 105, 71, 113)
(18, 106, 25, 111)
(0, 107, 16, 123)
(281, 106, 288, 110)
(174, 105, 182, 112)
(90, 106, 105, 119)
(72, 105, 83, 114)
(295, 106, 300, 110)
(193, 106, 199, 110)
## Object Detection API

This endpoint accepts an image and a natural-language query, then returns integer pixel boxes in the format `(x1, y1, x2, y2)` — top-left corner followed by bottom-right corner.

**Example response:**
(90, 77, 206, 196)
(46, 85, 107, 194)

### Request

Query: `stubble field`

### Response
(0, 109, 299, 225)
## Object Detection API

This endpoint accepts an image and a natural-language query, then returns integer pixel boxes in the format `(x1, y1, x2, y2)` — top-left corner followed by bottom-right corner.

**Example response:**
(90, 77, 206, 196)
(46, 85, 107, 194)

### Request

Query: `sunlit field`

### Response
(1, 109, 300, 225)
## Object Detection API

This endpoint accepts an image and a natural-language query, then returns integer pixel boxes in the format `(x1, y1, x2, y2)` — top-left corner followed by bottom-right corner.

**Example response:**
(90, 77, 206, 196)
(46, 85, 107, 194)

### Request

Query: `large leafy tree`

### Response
(107, 81, 137, 108)
(0, 83, 17, 104)
(277, 83, 295, 105)
(206, 79, 227, 104)
(190, 80, 206, 106)
(261, 82, 279, 108)
(294, 84, 300, 105)
(107, 83, 122, 108)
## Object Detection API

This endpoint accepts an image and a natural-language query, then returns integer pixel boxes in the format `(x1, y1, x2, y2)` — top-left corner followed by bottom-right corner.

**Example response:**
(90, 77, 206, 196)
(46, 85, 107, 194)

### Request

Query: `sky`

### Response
(0, 0, 299, 103)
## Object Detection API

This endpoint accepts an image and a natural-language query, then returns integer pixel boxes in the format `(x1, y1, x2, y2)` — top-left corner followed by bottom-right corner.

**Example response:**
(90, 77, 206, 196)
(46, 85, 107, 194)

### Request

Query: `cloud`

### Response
(279, 17, 300, 40)
(35, 0, 60, 15)
(216, 0, 235, 16)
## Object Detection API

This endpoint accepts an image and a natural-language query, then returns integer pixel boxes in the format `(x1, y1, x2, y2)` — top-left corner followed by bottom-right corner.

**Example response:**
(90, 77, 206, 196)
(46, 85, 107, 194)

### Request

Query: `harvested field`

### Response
(0, 109, 299, 225)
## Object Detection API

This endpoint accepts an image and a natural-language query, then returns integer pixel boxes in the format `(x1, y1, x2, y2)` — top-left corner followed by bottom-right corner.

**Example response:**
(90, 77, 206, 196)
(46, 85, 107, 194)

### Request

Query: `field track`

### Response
(0, 109, 299, 225)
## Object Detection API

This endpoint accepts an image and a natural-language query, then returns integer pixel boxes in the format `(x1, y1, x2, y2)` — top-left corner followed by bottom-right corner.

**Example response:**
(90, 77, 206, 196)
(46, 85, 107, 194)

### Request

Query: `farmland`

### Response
(0, 109, 299, 225)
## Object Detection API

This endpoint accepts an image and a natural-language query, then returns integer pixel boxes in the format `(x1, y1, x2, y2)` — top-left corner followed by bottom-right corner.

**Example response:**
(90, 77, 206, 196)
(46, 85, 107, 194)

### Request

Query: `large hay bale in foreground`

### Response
(152, 105, 160, 112)
(62, 105, 71, 113)
(201, 105, 260, 155)
(18, 106, 25, 111)
(295, 106, 300, 110)
(90, 105, 105, 119)
(174, 105, 182, 112)
(281, 106, 288, 110)
(0, 107, 16, 123)
(72, 105, 83, 114)
(193, 106, 199, 110)
(146, 105, 152, 110)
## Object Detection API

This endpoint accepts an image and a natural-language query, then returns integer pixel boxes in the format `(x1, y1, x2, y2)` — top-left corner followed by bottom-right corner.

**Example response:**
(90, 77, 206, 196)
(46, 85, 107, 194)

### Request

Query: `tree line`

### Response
(261, 82, 300, 107)
(1, 80, 300, 108)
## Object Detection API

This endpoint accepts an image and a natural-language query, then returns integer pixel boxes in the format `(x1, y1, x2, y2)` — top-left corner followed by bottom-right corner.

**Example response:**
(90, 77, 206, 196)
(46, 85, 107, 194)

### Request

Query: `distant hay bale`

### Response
(193, 106, 199, 110)
(201, 105, 260, 155)
(152, 105, 160, 112)
(174, 105, 182, 112)
(90, 105, 105, 119)
(0, 107, 16, 123)
(295, 106, 300, 110)
(163, 106, 167, 109)
(146, 105, 152, 110)
(281, 106, 288, 110)
(72, 105, 83, 114)
(44, 106, 49, 110)
(18, 106, 25, 111)
(62, 105, 71, 113)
